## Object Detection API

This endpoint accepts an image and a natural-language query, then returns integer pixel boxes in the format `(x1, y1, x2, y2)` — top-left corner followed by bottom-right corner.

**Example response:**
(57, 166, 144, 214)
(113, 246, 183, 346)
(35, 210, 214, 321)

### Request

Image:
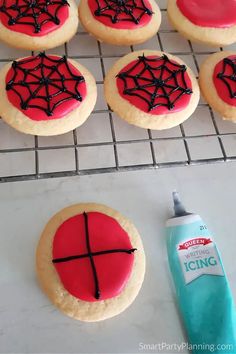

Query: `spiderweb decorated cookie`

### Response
(104, 50, 199, 130)
(0, 0, 78, 50)
(0, 52, 97, 136)
(78, 0, 161, 45)
(199, 51, 236, 122)
(36, 203, 145, 321)
(167, 0, 236, 46)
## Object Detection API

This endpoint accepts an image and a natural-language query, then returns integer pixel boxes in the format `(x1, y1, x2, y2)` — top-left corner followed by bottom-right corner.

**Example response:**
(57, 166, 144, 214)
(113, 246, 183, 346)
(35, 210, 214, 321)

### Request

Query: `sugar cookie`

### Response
(36, 203, 145, 322)
(199, 51, 236, 122)
(167, 0, 236, 47)
(0, 52, 97, 136)
(78, 0, 161, 46)
(0, 0, 78, 50)
(104, 50, 200, 130)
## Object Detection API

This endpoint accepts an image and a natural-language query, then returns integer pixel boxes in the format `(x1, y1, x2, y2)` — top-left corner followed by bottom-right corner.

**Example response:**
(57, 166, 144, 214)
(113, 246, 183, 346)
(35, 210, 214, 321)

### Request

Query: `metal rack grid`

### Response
(1, 0, 236, 183)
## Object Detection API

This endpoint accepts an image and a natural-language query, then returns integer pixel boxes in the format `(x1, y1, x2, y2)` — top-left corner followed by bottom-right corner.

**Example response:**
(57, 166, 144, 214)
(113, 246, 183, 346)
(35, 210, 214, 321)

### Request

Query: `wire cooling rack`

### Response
(1, 0, 236, 183)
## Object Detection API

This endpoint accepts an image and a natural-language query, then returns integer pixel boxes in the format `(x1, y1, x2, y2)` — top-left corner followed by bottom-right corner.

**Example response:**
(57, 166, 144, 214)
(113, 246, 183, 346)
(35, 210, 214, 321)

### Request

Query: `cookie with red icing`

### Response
(104, 50, 199, 130)
(199, 51, 236, 123)
(168, 0, 236, 46)
(0, 52, 97, 136)
(0, 0, 78, 50)
(78, 0, 161, 45)
(36, 203, 145, 321)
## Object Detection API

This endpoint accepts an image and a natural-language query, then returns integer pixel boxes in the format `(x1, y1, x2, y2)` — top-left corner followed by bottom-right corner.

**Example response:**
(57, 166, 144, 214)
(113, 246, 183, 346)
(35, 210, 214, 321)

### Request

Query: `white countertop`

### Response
(1, 164, 236, 354)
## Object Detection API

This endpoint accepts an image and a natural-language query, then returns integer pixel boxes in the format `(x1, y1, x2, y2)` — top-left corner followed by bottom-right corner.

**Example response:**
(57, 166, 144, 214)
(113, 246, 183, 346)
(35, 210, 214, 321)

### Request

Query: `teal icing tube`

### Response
(166, 192, 236, 354)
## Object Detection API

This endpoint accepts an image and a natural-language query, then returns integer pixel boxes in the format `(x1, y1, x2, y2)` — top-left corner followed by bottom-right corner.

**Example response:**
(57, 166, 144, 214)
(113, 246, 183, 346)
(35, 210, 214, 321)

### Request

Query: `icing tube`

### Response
(166, 192, 236, 354)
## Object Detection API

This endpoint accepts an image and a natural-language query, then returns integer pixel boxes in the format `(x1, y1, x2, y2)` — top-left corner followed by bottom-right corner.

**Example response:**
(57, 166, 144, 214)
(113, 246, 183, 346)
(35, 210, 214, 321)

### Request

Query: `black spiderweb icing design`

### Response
(116, 54, 193, 112)
(6, 52, 85, 117)
(94, 0, 153, 24)
(217, 57, 236, 99)
(0, 0, 69, 33)
(52, 212, 137, 300)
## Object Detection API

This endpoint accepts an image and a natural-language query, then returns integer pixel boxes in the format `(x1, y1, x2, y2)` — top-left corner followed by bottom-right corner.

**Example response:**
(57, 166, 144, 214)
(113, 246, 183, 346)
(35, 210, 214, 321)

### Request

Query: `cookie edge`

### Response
(167, 0, 236, 46)
(104, 50, 200, 130)
(36, 203, 146, 322)
(0, 0, 79, 50)
(0, 56, 97, 136)
(199, 51, 236, 122)
(78, 0, 161, 45)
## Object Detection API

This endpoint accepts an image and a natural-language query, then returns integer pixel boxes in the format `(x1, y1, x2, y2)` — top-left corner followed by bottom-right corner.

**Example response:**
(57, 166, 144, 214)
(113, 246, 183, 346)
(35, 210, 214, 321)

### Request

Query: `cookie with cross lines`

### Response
(104, 50, 200, 130)
(199, 51, 236, 123)
(0, 52, 97, 136)
(0, 0, 78, 50)
(78, 0, 161, 45)
(36, 203, 145, 321)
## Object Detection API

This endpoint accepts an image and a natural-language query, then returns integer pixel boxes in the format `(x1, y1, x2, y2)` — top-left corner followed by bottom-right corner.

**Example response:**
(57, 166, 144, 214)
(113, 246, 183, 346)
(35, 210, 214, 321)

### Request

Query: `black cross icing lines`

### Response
(0, 0, 69, 34)
(217, 57, 236, 99)
(84, 211, 100, 300)
(94, 0, 153, 25)
(116, 54, 193, 112)
(6, 52, 85, 117)
(52, 212, 137, 300)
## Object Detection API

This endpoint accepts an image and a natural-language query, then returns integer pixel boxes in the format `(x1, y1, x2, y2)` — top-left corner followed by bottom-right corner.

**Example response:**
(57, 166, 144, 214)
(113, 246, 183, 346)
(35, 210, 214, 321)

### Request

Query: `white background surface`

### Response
(1, 165, 236, 354)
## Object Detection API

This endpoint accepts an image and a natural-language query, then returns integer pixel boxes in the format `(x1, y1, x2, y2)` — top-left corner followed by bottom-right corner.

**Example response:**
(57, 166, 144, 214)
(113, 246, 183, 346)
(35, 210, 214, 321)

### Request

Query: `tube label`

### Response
(177, 237, 224, 284)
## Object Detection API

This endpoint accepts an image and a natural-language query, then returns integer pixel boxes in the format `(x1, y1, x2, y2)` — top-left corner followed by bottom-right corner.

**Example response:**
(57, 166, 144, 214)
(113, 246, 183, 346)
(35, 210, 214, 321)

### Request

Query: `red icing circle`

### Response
(5, 54, 87, 121)
(176, 0, 236, 28)
(116, 55, 192, 115)
(88, 0, 152, 29)
(52, 212, 135, 302)
(213, 55, 236, 107)
(0, 0, 69, 36)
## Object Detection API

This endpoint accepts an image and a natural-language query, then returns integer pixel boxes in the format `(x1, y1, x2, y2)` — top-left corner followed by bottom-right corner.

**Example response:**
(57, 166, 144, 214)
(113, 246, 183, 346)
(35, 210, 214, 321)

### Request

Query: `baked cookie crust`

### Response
(36, 203, 146, 322)
(167, 0, 236, 47)
(78, 0, 161, 46)
(104, 50, 200, 130)
(199, 51, 236, 122)
(0, 56, 97, 136)
(0, 0, 78, 50)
